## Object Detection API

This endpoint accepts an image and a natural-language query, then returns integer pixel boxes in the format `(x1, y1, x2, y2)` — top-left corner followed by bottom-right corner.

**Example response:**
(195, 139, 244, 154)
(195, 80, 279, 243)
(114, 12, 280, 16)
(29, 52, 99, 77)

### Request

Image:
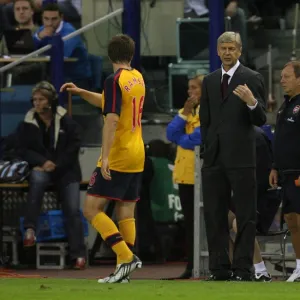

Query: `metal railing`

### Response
(193, 146, 208, 278)
(291, 2, 299, 61)
(0, 8, 123, 74)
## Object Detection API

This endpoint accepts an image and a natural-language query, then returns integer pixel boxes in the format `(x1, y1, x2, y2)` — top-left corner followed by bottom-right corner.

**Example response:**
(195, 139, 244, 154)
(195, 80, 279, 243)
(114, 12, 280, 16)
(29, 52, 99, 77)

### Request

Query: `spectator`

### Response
(0, 0, 43, 84)
(33, 2, 91, 87)
(13, 0, 38, 30)
(1, 0, 38, 54)
(43, 0, 81, 29)
(225, 2, 246, 35)
(1, 0, 81, 31)
(164, 75, 203, 279)
(17, 81, 86, 269)
(0, 0, 42, 31)
(184, 1, 249, 65)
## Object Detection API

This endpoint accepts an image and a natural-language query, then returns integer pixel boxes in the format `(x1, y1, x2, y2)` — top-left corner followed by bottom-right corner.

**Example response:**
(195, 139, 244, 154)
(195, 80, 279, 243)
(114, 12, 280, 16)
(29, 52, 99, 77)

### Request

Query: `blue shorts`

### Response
(87, 167, 142, 202)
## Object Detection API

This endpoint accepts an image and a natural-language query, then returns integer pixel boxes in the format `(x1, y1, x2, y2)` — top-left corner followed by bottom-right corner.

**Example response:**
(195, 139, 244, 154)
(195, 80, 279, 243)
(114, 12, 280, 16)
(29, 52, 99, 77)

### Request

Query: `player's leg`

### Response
(111, 172, 143, 278)
(98, 174, 140, 284)
(116, 172, 143, 252)
(115, 201, 136, 263)
(100, 201, 136, 284)
(83, 196, 133, 266)
(282, 174, 300, 282)
(285, 213, 300, 282)
(84, 194, 141, 283)
(85, 168, 141, 283)
(252, 239, 271, 281)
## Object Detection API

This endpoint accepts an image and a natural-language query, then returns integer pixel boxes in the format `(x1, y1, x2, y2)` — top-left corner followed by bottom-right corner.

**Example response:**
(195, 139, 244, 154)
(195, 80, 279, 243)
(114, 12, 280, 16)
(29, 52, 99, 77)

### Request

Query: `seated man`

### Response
(1, 0, 39, 54)
(33, 2, 91, 87)
(229, 126, 278, 282)
(0, 0, 43, 84)
(2, 0, 82, 30)
(0, 0, 42, 31)
(17, 81, 86, 269)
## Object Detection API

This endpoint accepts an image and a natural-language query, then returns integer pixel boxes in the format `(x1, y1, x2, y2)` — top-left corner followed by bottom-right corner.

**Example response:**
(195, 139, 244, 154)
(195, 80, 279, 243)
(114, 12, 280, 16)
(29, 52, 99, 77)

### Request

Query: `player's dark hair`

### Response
(108, 34, 135, 64)
(284, 61, 300, 78)
(42, 3, 62, 15)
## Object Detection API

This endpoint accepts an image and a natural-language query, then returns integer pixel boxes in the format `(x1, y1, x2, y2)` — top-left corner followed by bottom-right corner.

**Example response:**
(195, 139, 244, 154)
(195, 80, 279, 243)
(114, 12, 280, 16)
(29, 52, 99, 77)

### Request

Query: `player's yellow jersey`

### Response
(97, 68, 146, 173)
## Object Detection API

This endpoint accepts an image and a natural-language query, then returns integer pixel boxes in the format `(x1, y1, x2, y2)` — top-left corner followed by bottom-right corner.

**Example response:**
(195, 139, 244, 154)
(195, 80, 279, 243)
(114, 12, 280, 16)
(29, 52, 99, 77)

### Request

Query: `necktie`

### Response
(221, 74, 230, 99)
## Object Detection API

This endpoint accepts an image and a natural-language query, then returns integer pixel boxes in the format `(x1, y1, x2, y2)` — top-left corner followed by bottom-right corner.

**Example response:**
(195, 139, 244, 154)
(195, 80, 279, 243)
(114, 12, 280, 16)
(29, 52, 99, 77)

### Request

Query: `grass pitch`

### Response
(0, 278, 299, 300)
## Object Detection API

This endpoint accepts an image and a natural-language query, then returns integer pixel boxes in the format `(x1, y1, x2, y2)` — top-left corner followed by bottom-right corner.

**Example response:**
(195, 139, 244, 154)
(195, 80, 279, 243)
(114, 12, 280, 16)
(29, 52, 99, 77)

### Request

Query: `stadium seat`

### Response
(0, 85, 34, 137)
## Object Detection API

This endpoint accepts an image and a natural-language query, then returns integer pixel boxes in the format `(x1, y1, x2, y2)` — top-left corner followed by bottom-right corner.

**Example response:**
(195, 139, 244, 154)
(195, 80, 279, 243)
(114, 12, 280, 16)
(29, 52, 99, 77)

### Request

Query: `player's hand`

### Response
(38, 26, 55, 39)
(60, 82, 82, 95)
(182, 97, 197, 116)
(269, 169, 278, 188)
(233, 84, 257, 106)
(42, 160, 56, 172)
(101, 159, 111, 180)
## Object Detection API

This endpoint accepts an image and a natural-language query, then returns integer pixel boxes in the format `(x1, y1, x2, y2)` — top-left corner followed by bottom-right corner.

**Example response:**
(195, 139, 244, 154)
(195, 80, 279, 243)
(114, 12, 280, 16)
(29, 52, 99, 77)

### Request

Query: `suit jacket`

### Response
(200, 64, 266, 168)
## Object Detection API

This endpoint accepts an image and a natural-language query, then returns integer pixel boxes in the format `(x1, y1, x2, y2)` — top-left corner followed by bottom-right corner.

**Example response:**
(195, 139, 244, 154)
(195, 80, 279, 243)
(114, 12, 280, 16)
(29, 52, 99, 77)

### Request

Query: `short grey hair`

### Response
(217, 31, 242, 48)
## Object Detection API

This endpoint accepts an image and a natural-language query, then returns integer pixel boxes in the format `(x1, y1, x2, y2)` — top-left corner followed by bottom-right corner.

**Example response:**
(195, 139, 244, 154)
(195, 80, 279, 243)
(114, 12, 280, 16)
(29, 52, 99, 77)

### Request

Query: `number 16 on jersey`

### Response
(132, 96, 144, 131)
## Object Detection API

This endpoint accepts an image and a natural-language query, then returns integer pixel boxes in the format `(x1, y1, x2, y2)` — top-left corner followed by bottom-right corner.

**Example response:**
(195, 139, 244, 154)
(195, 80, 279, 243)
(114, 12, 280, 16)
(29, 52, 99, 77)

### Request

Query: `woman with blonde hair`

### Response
(165, 74, 203, 279)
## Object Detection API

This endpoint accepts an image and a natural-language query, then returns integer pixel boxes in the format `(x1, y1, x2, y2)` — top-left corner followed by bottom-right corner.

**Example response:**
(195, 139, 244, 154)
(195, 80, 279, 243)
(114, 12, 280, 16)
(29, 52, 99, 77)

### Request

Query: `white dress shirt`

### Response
(221, 60, 258, 110)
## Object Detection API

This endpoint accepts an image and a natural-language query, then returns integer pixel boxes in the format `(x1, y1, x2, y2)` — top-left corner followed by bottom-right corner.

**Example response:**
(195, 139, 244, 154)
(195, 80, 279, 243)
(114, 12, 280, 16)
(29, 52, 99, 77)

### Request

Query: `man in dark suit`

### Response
(200, 31, 266, 281)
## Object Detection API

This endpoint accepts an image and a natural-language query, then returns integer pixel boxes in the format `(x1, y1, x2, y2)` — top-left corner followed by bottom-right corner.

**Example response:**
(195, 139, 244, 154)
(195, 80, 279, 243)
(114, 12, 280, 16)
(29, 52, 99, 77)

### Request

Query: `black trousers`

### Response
(178, 184, 194, 271)
(202, 165, 256, 276)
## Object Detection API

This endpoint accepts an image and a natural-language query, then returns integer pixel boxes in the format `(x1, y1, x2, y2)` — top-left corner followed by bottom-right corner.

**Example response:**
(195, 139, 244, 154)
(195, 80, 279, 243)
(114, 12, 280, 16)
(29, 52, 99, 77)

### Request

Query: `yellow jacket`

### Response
(166, 106, 200, 185)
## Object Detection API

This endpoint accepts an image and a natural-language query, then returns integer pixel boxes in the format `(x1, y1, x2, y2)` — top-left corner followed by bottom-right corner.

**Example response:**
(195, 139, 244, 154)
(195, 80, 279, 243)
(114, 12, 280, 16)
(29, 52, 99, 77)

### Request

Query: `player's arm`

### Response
(60, 82, 102, 107)
(79, 89, 102, 108)
(101, 75, 122, 161)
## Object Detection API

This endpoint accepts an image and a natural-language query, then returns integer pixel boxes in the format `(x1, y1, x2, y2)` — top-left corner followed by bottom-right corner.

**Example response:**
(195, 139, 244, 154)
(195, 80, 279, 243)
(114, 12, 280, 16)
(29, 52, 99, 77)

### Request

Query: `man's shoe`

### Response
(23, 229, 36, 247)
(97, 255, 142, 283)
(254, 272, 272, 282)
(74, 258, 86, 270)
(98, 274, 130, 283)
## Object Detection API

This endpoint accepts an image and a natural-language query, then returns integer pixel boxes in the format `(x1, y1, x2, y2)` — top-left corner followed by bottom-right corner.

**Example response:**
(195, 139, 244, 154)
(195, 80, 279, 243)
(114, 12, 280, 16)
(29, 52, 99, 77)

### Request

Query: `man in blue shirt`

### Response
(34, 2, 91, 87)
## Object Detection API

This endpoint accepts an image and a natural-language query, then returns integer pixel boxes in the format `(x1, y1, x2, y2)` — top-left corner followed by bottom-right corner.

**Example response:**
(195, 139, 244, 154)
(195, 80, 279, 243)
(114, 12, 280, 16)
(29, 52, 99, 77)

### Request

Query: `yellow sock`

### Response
(91, 212, 133, 264)
(117, 218, 136, 265)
